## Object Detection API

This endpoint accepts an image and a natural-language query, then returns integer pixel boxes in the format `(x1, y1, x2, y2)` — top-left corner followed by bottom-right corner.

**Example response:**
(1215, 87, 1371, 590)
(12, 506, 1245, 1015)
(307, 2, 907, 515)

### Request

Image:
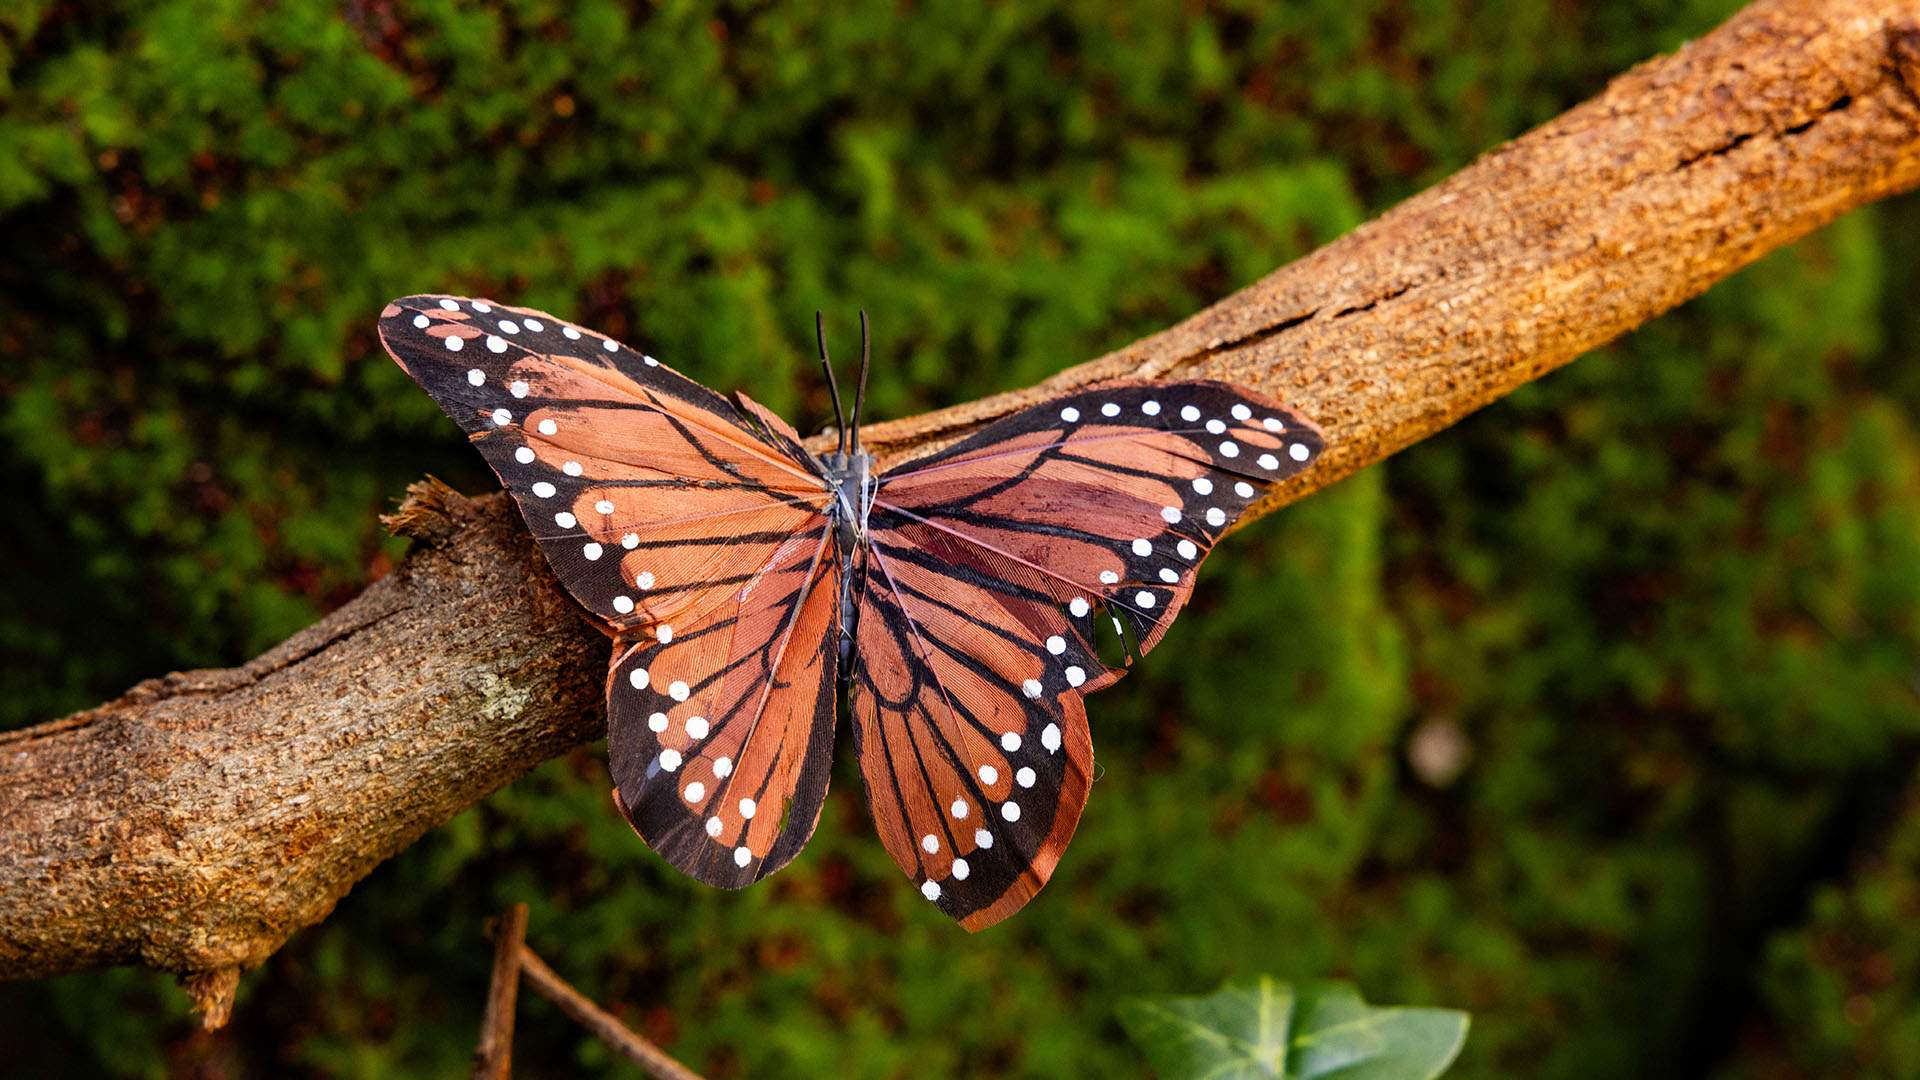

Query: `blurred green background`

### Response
(3, 1, 1918, 1077)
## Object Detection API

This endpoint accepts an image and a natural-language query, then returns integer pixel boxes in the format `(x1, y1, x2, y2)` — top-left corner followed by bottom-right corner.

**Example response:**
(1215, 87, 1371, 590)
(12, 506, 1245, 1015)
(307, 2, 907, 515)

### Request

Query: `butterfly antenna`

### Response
(849, 309, 870, 452)
(816, 311, 847, 455)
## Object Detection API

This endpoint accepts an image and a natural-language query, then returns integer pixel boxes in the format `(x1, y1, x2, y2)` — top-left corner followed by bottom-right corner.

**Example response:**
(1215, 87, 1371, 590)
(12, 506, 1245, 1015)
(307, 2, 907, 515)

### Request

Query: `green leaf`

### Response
(1118, 978, 1469, 1080)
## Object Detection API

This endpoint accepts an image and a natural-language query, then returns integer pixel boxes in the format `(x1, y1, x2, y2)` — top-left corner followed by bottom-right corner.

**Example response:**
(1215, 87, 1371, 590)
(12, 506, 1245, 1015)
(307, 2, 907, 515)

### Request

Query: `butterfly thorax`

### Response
(820, 449, 876, 674)
(819, 449, 876, 548)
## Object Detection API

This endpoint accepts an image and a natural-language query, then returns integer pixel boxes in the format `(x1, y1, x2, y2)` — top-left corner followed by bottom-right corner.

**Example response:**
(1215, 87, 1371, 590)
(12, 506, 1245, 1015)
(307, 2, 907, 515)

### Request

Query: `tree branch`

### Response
(3, 0, 1917, 1022)
(473, 903, 529, 1079)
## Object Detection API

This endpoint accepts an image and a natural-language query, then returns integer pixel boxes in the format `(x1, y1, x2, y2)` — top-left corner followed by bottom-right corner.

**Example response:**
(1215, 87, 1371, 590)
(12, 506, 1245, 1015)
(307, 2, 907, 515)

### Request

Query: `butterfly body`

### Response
(818, 448, 876, 672)
(378, 294, 1326, 929)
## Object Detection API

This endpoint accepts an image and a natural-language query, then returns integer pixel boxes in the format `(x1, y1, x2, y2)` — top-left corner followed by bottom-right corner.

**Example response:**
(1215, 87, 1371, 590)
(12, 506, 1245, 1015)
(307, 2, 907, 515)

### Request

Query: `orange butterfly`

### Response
(379, 296, 1324, 929)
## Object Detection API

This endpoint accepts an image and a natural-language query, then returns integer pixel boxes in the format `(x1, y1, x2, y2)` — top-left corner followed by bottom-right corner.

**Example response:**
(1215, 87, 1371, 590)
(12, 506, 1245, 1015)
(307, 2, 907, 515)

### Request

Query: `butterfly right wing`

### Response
(850, 380, 1325, 928)
(377, 294, 842, 886)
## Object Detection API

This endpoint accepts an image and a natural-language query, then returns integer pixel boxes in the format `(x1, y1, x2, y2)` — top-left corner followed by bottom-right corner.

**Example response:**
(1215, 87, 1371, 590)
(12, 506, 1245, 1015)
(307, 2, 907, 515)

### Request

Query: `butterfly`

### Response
(378, 295, 1325, 929)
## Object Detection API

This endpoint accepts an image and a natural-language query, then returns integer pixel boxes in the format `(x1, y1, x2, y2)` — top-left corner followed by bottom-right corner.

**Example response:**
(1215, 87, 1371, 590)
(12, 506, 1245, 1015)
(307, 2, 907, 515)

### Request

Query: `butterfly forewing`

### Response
(855, 379, 1324, 927)
(377, 295, 834, 634)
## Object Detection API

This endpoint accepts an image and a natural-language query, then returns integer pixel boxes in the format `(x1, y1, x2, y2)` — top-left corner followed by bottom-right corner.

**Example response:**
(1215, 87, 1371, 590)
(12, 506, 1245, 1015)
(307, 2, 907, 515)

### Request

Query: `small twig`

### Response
(473, 904, 530, 1080)
(517, 944, 706, 1080)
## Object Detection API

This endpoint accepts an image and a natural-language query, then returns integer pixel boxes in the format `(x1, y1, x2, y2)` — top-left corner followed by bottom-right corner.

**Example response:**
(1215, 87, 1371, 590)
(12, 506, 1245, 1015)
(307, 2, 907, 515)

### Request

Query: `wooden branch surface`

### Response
(2, 0, 1917, 1020)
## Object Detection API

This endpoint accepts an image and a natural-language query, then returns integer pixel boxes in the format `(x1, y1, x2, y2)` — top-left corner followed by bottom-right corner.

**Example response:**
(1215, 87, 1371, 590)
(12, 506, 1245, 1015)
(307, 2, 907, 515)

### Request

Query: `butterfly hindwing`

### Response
(608, 526, 840, 886)
(854, 379, 1324, 927)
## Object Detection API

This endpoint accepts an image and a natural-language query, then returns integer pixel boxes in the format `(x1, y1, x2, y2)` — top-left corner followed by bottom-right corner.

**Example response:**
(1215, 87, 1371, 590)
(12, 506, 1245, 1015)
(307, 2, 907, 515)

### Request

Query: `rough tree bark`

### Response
(3, 0, 1917, 1027)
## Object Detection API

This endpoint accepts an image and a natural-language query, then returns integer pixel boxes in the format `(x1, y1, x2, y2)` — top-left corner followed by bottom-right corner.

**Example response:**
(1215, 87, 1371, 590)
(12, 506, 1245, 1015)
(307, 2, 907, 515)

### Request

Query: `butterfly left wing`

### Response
(377, 294, 842, 886)
(852, 380, 1325, 929)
